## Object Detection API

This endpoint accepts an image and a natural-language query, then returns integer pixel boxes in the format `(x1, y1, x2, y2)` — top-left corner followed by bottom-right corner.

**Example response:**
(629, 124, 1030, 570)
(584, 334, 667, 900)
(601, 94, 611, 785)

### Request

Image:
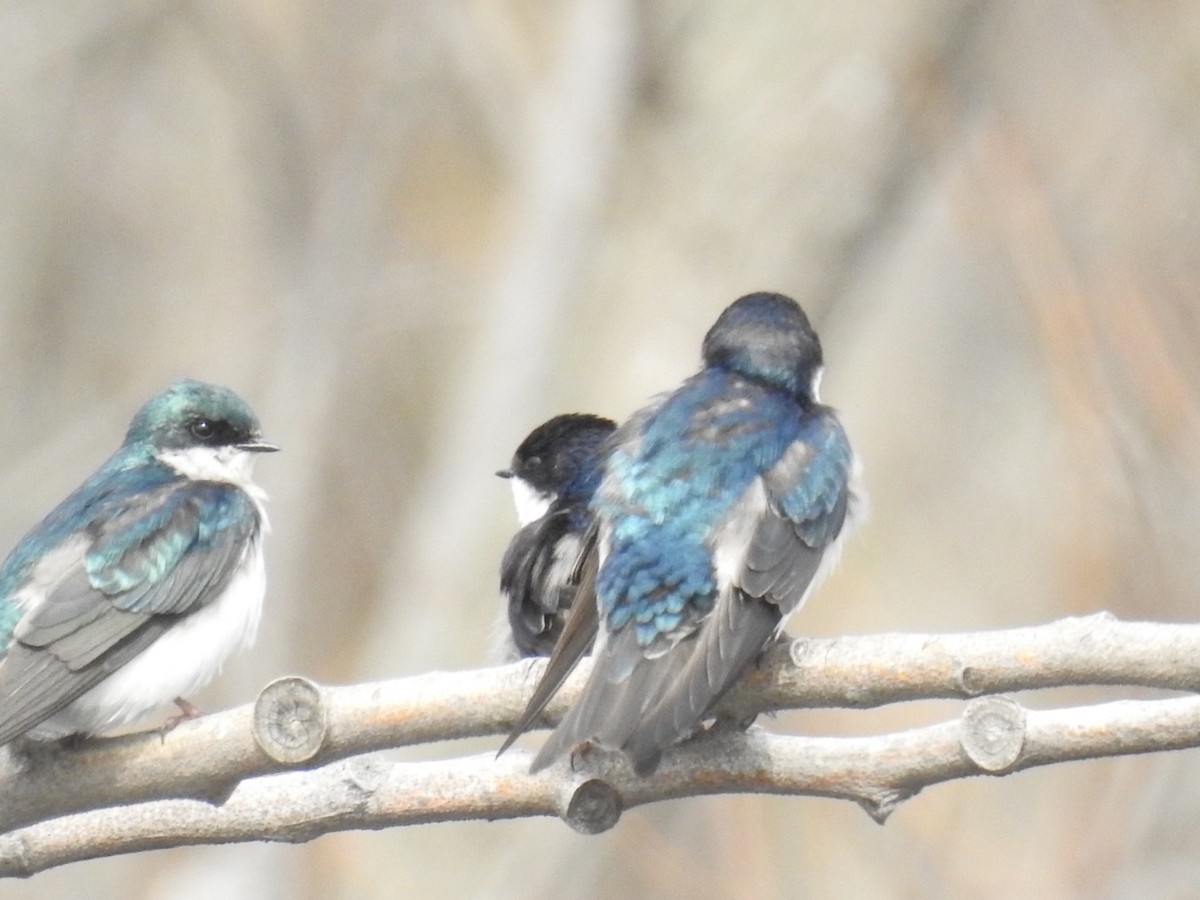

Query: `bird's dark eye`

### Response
(189, 418, 216, 441)
(526, 455, 542, 470)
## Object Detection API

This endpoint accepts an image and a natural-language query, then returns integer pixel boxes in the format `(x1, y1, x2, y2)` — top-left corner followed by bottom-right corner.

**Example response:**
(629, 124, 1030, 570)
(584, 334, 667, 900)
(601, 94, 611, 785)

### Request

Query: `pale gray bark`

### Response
(1, 612, 1198, 877)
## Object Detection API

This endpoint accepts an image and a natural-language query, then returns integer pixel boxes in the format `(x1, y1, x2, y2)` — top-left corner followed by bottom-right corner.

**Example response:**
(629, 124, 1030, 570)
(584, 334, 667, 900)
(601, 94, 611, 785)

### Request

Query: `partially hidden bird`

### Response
(0, 378, 277, 745)
(503, 292, 863, 775)
(496, 413, 615, 659)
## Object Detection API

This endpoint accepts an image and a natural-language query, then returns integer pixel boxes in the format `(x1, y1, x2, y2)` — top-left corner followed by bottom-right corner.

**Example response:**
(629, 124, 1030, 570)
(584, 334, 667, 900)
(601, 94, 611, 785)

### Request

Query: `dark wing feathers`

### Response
(42, 607, 149, 671)
(503, 525, 553, 640)
(89, 484, 256, 616)
(0, 479, 258, 740)
(14, 582, 110, 646)
(500, 510, 576, 658)
(16, 566, 151, 669)
(622, 594, 780, 774)
(141, 520, 249, 616)
(741, 510, 830, 612)
(528, 595, 774, 775)
(745, 429, 849, 609)
(499, 519, 600, 756)
(530, 626, 663, 771)
(0, 619, 171, 745)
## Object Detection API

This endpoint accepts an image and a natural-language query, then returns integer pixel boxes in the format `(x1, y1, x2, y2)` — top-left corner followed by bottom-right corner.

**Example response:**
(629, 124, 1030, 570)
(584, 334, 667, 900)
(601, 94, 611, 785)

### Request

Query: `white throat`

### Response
(159, 444, 256, 485)
(510, 477, 553, 526)
(157, 445, 270, 522)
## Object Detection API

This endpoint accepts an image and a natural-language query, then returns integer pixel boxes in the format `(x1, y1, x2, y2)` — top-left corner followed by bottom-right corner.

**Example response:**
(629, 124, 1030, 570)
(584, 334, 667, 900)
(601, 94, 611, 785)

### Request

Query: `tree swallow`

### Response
(509, 292, 863, 775)
(0, 379, 277, 744)
(496, 413, 615, 658)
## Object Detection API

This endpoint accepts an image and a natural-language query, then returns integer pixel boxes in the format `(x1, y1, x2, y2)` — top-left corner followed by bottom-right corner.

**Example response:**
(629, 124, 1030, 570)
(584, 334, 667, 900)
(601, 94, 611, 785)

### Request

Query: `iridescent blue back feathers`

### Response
(511, 292, 861, 775)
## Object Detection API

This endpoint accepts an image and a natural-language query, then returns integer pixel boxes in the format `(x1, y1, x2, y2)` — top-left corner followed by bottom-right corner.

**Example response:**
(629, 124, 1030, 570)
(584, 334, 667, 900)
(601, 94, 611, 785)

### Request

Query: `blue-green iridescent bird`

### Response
(503, 292, 863, 775)
(0, 379, 277, 744)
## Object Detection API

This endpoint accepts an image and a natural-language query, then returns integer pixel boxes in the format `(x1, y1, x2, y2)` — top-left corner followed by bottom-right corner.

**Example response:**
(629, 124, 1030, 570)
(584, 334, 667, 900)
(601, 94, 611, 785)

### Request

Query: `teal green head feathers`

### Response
(124, 378, 274, 456)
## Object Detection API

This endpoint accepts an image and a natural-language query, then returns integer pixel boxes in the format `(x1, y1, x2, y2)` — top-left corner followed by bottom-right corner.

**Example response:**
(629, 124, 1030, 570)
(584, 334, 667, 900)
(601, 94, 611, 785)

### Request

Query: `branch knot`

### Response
(959, 695, 1026, 772)
(252, 676, 328, 765)
(563, 779, 622, 835)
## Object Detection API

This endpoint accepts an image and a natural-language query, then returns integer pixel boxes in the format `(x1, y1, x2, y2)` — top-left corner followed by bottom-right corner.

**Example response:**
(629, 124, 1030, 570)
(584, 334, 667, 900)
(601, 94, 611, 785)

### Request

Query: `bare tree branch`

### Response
(2, 612, 1199, 877)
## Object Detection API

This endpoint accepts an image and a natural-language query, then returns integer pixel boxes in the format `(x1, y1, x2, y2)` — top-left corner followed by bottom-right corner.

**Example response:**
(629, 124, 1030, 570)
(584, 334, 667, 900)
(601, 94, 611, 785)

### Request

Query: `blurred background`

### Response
(1, 0, 1199, 897)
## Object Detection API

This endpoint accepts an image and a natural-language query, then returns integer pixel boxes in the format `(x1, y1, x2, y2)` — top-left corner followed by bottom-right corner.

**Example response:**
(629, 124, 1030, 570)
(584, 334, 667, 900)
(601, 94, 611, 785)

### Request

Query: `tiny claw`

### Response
(159, 697, 204, 741)
(567, 740, 596, 773)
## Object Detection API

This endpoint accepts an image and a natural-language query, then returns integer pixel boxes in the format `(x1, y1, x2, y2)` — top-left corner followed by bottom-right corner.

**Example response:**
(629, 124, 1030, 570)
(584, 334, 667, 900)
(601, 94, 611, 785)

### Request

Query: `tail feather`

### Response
(623, 591, 779, 773)
(530, 627, 681, 772)
(532, 590, 781, 775)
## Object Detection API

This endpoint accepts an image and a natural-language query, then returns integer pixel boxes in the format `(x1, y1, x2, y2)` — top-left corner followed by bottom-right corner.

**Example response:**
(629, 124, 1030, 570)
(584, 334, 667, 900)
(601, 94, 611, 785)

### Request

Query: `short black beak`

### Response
(496, 469, 513, 479)
(238, 439, 280, 453)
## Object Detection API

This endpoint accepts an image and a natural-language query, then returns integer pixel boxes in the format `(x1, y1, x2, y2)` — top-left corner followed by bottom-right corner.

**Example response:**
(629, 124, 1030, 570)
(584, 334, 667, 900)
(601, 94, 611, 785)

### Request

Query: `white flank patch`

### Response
(711, 477, 770, 602)
(28, 540, 267, 739)
(510, 477, 552, 527)
(548, 532, 582, 585)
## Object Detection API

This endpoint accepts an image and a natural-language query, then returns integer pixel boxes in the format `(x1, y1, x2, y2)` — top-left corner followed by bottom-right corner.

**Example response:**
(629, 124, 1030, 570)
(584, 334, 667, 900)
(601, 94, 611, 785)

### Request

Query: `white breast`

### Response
(28, 540, 267, 739)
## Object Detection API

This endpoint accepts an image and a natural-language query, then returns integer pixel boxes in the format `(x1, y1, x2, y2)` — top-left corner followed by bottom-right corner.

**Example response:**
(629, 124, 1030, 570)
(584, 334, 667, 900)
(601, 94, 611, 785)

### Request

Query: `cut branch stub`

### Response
(563, 779, 622, 835)
(959, 695, 1026, 772)
(252, 676, 328, 765)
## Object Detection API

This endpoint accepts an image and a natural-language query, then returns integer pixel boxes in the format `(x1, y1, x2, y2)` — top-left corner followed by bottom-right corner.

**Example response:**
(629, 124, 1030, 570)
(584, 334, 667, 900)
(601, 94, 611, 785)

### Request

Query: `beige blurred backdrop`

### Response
(1, 1, 1199, 898)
